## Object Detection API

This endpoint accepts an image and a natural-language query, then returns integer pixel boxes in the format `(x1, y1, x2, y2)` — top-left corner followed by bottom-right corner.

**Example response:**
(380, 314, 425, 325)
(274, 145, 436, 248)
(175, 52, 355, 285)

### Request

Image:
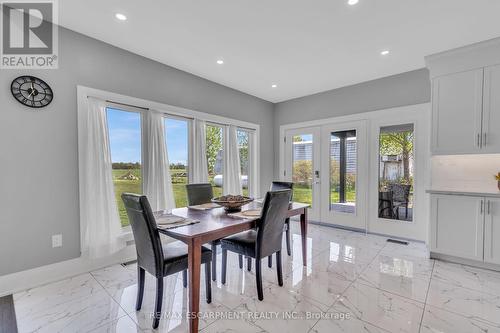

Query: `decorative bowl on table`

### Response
(211, 195, 254, 212)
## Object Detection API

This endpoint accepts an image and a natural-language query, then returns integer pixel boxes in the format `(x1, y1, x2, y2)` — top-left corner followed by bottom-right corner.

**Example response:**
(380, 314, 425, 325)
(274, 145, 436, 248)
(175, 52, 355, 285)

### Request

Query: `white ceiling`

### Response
(60, 0, 500, 103)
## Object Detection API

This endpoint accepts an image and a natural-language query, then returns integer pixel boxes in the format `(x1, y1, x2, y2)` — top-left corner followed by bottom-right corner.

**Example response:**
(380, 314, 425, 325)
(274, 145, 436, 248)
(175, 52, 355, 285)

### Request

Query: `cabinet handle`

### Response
(477, 133, 481, 147)
(488, 200, 491, 215)
(484, 133, 487, 147)
(481, 200, 484, 214)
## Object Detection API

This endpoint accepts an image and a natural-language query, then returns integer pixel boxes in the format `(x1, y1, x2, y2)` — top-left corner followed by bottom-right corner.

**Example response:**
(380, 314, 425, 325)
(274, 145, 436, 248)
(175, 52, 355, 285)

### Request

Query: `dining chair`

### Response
(220, 189, 292, 301)
(122, 193, 212, 329)
(388, 183, 411, 219)
(268, 181, 293, 267)
(185, 183, 219, 281)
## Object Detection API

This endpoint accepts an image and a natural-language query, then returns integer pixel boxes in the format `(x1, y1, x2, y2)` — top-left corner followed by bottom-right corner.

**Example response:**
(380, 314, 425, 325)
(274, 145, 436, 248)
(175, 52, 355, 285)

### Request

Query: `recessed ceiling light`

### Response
(216, 59, 224, 65)
(380, 50, 390, 55)
(115, 13, 127, 21)
(348, 0, 359, 5)
(271, 84, 277, 88)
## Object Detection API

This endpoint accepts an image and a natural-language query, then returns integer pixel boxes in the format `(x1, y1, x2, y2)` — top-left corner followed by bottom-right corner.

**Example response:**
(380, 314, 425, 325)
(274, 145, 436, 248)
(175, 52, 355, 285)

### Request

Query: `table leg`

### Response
(300, 208, 308, 266)
(187, 238, 202, 333)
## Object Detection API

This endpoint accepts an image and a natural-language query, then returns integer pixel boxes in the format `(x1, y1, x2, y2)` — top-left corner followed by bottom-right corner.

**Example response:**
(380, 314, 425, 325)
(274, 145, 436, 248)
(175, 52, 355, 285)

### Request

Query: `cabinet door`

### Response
(482, 64, 500, 153)
(432, 69, 484, 154)
(431, 194, 484, 261)
(484, 198, 500, 264)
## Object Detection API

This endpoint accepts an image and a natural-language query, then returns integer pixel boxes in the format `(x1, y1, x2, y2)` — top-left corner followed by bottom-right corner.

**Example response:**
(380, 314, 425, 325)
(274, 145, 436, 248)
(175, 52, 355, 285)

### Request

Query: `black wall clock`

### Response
(10, 76, 53, 108)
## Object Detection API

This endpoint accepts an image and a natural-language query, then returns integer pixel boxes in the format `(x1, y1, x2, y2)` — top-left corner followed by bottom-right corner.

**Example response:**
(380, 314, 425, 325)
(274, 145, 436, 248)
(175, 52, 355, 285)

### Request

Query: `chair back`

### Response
(122, 193, 164, 277)
(186, 183, 214, 206)
(270, 181, 294, 201)
(256, 189, 292, 258)
(388, 183, 411, 202)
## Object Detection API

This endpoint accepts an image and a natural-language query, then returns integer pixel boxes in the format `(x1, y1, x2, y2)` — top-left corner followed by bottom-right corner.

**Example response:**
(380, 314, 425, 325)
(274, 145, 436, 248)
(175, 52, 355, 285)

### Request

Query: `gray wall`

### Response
(273, 68, 431, 176)
(0, 28, 274, 275)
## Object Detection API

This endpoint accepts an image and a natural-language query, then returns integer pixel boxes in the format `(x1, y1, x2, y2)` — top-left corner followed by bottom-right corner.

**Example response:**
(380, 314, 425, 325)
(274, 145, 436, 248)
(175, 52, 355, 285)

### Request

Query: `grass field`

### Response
(112, 169, 247, 227)
(292, 185, 356, 206)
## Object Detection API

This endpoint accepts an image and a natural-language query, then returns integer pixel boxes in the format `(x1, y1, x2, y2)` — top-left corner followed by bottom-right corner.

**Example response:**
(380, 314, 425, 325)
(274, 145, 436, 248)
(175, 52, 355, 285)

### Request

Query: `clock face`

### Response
(10, 76, 53, 108)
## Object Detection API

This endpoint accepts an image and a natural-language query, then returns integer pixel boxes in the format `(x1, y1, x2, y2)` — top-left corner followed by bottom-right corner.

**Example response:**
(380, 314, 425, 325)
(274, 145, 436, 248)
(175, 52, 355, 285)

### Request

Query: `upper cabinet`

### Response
(426, 38, 500, 155)
(431, 69, 483, 154)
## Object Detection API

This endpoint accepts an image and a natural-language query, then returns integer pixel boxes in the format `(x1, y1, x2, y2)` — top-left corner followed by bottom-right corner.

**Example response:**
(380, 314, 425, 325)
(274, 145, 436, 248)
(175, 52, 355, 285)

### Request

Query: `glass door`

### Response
(284, 127, 321, 220)
(320, 121, 367, 230)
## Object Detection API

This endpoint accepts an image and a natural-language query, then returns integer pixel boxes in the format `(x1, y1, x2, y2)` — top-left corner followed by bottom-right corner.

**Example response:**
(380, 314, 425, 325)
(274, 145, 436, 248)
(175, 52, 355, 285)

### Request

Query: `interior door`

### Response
(320, 121, 367, 230)
(284, 127, 321, 220)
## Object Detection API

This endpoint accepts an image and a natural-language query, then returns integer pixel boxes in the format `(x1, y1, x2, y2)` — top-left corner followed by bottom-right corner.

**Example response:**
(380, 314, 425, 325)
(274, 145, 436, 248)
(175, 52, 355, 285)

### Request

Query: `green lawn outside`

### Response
(292, 185, 355, 206)
(113, 169, 246, 227)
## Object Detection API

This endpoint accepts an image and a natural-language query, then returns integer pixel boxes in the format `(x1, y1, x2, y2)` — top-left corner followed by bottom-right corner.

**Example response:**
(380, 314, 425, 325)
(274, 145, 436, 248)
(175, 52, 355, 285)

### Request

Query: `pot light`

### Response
(380, 50, 390, 55)
(216, 59, 224, 65)
(347, 0, 359, 5)
(115, 13, 127, 21)
(271, 84, 277, 88)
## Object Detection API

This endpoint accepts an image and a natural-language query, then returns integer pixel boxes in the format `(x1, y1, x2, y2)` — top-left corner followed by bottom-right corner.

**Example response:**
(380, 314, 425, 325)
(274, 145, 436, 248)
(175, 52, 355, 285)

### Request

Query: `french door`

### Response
(284, 127, 321, 220)
(284, 121, 367, 229)
(320, 121, 367, 230)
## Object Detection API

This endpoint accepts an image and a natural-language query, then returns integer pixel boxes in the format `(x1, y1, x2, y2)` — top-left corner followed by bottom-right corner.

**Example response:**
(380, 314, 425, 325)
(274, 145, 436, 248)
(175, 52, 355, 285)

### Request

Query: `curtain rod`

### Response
(87, 96, 255, 131)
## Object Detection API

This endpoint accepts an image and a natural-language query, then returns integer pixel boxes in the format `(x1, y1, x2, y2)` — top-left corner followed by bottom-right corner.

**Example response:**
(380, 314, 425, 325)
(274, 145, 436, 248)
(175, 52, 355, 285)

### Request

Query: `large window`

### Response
(165, 117, 189, 208)
(107, 107, 142, 227)
(292, 134, 314, 206)
(237, 129, 250, 197)
(330, 130, 357, 214)
(378, 124, 414, 222)
(206, 124, 224, 197)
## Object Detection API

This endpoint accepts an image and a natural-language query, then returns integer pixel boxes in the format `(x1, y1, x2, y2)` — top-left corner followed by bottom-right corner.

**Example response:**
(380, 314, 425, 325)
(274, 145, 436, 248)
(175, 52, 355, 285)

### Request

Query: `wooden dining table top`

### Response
(155, 201, 309, 242)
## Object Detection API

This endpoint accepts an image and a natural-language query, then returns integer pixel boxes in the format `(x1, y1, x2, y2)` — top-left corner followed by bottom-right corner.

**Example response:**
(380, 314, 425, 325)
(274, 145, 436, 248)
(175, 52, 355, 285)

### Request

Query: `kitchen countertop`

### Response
(427, 188, 500, 198)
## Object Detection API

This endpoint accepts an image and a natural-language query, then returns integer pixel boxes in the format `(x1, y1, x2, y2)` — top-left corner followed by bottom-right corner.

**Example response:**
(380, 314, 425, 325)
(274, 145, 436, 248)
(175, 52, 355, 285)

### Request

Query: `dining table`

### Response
(156, 201, 310, 333)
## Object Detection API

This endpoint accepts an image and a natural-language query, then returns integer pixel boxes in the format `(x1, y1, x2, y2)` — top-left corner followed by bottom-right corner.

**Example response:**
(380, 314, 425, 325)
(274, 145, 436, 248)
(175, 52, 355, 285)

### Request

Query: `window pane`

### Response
(292, 134, 313, 206)
(237, 129, 250, 197)
(330, 130, 357, 214)
(378, 124, 414, 222)
(107, 107, 142, 227)
(165, 118, 189, 208)
(206, 125, 224, 197)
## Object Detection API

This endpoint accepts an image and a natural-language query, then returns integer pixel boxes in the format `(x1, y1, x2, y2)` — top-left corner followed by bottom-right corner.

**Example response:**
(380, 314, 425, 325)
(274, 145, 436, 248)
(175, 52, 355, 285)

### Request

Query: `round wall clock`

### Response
(10, 76, 53, 108)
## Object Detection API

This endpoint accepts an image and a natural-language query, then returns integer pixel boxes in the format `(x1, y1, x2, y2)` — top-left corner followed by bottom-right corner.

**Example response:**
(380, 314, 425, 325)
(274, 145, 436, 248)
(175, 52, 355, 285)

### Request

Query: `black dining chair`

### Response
(122, 193, 212, 329)
(220, 189, 292, 301)
(267, 181, 293, 267)
(185, 183, 220, 281)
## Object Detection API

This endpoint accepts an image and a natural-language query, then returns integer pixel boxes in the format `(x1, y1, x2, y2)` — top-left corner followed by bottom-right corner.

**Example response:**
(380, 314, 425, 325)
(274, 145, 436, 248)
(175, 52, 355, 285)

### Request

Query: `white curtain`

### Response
(192, 119, 209, 183)
(143, 111, 175, 211)
(80, 98, 125, 259)
(224, 125, 242, 195)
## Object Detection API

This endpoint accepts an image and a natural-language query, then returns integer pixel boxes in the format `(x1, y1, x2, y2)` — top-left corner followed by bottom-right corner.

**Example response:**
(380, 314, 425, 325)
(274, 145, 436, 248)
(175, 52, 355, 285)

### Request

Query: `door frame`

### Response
(319, 120, 368, 230)
(283, 126, 321, 220)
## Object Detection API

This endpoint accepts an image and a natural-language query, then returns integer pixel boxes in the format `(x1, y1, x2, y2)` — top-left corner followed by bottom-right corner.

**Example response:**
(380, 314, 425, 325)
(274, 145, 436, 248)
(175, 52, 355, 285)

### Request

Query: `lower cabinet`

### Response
(431, 194, 500, 264)
(484, 198, 500, 265)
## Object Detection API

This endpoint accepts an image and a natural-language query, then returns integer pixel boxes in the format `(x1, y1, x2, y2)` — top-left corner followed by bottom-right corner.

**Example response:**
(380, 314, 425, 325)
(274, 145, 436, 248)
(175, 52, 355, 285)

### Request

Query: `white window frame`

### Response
(77, 86, 261, 239)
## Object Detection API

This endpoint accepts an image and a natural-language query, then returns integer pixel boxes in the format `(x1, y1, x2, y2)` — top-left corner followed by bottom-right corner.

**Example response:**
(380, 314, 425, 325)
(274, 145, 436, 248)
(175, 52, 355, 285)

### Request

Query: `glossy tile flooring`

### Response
(13, 222, 500, 332)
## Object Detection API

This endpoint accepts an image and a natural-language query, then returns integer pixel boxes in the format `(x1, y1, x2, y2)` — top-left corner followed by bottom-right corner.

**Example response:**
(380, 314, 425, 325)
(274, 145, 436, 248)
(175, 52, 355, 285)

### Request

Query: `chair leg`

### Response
(152, 277, 164, 329)
(247, 257, 252, 271)
(268, 255, 272, 268)
(205, 263, 212, 304)
(136, 267, 145, 311)
(182, 269, 187, 288)
(276, 250, 283, 287)
(255, 258, 264, 301)
(211, 243, 217, 281)
(238, 254, 243, 269)
(285, 220, 292, 256)
(221, 249, 227, 285)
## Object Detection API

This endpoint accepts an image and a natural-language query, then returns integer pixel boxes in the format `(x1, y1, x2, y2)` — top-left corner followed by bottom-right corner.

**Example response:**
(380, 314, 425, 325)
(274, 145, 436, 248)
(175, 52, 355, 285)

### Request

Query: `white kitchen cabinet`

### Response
(431, 69, 484, 154)
(484, 198, 500, 265)
(481, 64, 500, 153)
(431, 194, 484, 261)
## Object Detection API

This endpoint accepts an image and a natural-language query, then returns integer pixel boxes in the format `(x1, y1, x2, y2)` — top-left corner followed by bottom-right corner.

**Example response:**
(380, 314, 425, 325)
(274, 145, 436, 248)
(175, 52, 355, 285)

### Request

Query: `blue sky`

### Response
(107, 108, 188, 165)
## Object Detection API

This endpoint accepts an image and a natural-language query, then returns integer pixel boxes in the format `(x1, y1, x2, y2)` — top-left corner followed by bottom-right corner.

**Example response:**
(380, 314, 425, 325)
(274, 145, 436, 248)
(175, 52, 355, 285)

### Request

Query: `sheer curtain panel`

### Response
(192, 119, 209, 183)
(224, 125, 243, 195)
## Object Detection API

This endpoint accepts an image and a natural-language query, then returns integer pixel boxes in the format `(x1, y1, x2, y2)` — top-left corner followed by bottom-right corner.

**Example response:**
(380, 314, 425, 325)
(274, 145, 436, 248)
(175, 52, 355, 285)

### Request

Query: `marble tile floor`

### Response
(13, 222, 500, 333)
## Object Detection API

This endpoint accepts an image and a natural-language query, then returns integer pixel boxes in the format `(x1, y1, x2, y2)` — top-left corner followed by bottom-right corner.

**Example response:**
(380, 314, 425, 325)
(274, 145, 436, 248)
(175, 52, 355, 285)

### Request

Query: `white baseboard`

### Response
(0, 245, 137, 298)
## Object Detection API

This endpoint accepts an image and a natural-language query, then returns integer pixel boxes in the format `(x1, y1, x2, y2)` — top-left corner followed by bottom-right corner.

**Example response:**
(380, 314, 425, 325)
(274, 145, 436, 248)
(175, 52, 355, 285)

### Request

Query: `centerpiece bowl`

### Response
(211, 195, 254, 212)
